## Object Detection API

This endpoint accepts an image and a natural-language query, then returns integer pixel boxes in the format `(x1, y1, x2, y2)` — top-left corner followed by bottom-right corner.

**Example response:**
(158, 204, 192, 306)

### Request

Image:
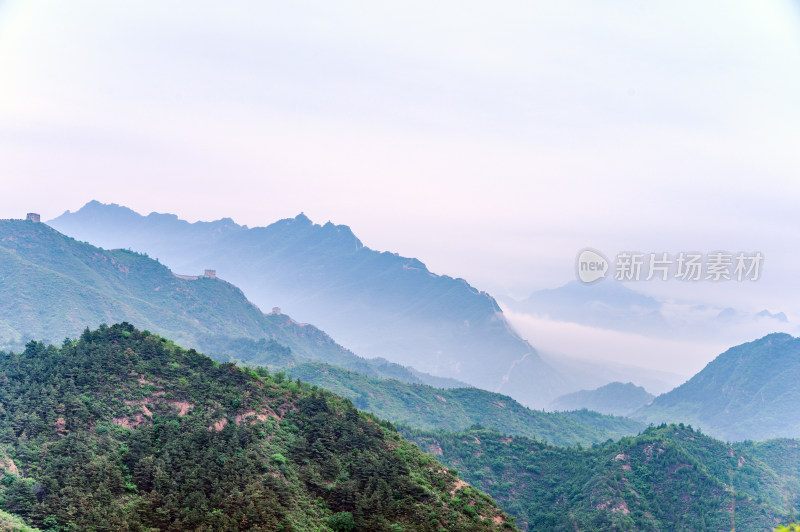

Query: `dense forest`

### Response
(402, 425, 797, 531)
(0, 323, 513, 531)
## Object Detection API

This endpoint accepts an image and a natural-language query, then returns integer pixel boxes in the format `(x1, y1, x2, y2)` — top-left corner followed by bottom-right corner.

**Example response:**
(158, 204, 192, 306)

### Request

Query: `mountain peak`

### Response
(635, 332, 800, 440)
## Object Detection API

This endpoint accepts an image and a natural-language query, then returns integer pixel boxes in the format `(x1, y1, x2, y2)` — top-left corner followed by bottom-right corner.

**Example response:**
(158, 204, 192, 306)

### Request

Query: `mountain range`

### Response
(2, 206, 800, 529)
(0, 217, 459, 389)
(49, 201, 575, 407)
(0, 217, 644, 447)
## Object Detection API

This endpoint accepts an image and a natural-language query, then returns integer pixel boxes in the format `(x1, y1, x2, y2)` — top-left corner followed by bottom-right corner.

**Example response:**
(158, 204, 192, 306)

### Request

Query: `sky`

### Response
(2, 1, 800, 374)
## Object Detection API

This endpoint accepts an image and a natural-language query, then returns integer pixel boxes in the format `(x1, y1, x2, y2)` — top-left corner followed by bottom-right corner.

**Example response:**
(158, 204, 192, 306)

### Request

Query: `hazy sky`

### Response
(2, 0, 800, 318)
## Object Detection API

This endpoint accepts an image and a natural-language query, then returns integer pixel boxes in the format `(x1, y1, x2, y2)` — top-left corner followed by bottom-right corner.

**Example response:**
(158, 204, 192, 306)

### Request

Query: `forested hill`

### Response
(634, 333, 800, 440)
(0, 323, 514, 531)
(0, 218, 451, 387)
(402, 425, 794, 531)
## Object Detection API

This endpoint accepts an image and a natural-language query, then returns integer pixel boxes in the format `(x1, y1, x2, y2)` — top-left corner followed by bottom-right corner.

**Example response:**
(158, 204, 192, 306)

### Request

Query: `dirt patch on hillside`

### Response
(450, 479, 469, 497)
(0, 456, 19, 477)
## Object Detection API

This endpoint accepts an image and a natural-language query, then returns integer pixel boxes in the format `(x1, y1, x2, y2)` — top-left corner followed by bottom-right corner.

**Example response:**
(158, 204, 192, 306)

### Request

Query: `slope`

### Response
(50, 202, 569, 407)
(0, 218, 453, 386)
(634, 333, 800, 441)
(286, 362, 645, 447)
(0, 323, 513, 531)
(402, 424, 792, 531)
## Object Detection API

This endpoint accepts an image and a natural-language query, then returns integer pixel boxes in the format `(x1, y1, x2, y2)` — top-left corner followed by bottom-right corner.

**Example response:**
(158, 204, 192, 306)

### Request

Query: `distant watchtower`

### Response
(203, 269, 216, 279)
(26, 213, 41, 223)
(271, 307, 281, 315)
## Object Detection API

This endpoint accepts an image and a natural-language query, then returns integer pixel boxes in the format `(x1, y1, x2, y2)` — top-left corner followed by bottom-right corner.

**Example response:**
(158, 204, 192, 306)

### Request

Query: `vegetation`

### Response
(0, 219, 451, 387)
(634, 333, 800, 440)
(0, 509, 39, 531)
(288, 362, 644, 447)
(49, 202, 571, 409)
(0, 323, 513, 531)
(0, 220, 647, 447)
(401, 424, 796, 531)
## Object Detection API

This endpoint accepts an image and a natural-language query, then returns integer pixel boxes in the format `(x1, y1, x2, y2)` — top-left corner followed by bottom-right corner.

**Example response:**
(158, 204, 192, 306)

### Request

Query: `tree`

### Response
(329, 511, 356, 532)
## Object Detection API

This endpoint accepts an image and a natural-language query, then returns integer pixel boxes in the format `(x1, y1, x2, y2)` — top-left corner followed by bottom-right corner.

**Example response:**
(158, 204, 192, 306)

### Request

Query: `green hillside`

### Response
(549, 382, 654, 417)
(0, 219, 452, 387)
(402, 425, 794, 531)
(0, 509, 39, 531)
(287, 362, 645, 447)
(635, 333, 800, 441)
(0, 323, 513, 531)
(50, 203, 572, 408)
(0, 220, 644, 450)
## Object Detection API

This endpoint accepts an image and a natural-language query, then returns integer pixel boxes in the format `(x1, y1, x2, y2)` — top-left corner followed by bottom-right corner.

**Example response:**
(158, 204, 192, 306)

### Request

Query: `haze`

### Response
(2, 1, 799, 374)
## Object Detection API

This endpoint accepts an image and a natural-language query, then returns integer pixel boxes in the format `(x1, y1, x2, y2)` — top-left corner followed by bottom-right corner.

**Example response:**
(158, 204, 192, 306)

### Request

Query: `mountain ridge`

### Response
(634, 333, 800, 440)
(0, 218, 454, 389)
(50, 201, 571, 407)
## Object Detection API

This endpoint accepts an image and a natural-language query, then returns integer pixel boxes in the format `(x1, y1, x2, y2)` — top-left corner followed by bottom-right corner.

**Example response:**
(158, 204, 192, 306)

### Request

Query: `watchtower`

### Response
(26, 213, 41, 223)
(203, 269, 217, 279)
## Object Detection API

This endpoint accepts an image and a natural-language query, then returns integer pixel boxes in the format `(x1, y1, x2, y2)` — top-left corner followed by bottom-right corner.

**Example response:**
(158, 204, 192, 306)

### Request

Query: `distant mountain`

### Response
(634, 333, 800, 441)
(0, 218, 451, 387)
(549, 381, 654, 417)
(512, 280, 667, 334)
(538, 352, 685, 396)
(0, 323, 512, 530)
(403, 424, 794, 531)
(50, 201, 570, 407)
(287, 362, 645, 447)
(506, 280, 791, 341)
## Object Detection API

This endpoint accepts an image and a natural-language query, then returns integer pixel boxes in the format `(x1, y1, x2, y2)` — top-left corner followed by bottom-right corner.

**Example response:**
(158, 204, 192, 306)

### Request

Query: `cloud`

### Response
(503, 305, 752, 377)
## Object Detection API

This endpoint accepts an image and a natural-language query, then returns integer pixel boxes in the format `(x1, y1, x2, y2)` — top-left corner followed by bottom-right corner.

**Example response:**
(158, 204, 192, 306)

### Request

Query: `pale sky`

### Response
(2, 0, 800, 323)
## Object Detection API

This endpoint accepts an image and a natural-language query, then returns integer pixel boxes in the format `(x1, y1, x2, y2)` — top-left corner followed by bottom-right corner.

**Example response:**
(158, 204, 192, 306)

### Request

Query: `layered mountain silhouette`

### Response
(0, 218, 450, 387)
(50, 201, 569, 407)
(0, 217, 648, 447)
